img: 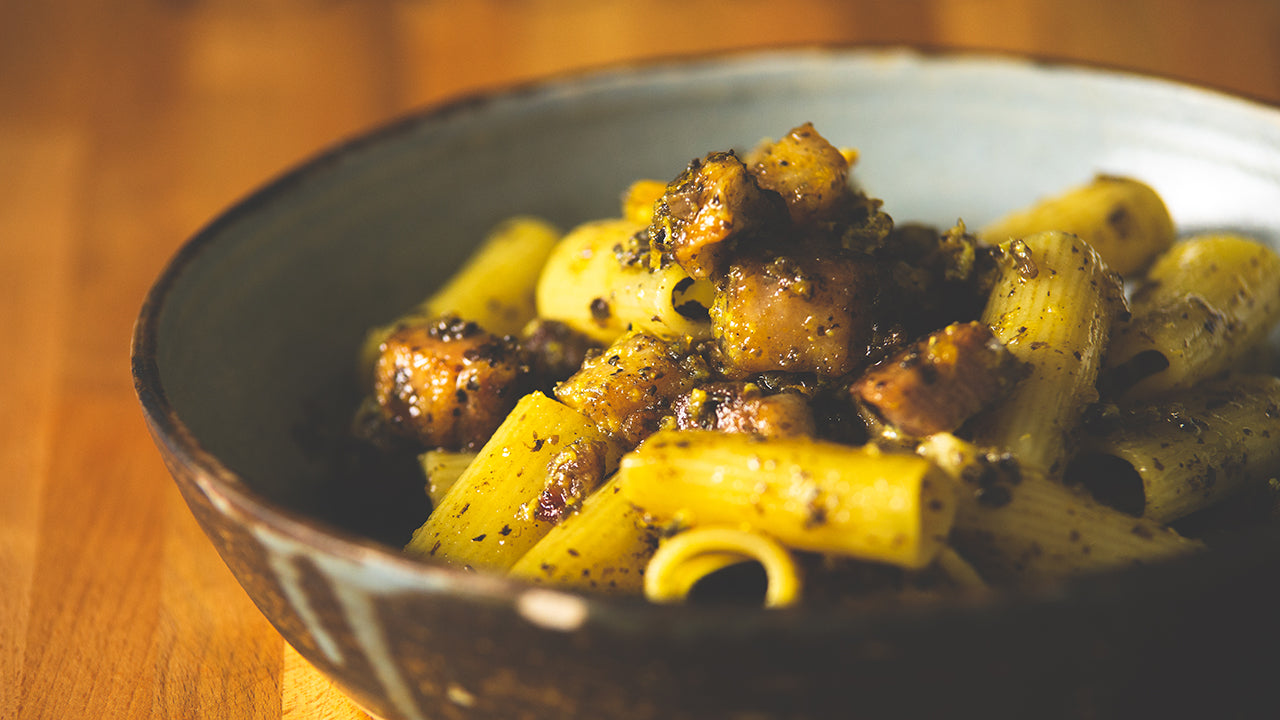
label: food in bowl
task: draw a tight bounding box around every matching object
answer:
[350,122,1280,607]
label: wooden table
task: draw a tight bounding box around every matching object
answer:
[5,1,1280,717]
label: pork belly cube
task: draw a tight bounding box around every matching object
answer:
[373,317,528,450]
[711,252,875,378]
[852,321,1024,437]
[649,151,789,279]
[671,381,816,439]
[744,122,852,225]
[555,331,708,447]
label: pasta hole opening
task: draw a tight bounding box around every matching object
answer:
[1064,452,1145,517]
[671,277,714,322]
[685,561,769,606]
[1098,350,1169,398]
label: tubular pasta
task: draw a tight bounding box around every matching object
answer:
[1102,233,1280,401]
[419,449,478,508]
[971,230,1126,477]
[1072,374,1280,523]
[508,476,658,595]
[404,392,621,571]
[618,430,956,570]
[643,526,802,608]
[535,218,714,345]
[359,216,561,381]
[979,175,1174,276]
[918,433,1200,585]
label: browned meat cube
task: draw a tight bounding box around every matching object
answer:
[372,317,528,450]
[649,151,789,279]
[520,318,603,388]
[744,122,852,225]
[852,321,1024,437]
[671,381,816,438]
[554,331,708,446]
[711,252,876,378]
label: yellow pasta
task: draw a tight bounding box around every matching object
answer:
[1071,374,1280,523]
[419,449,478,508]
[643,526,802,608]
[619,430,956,569]
[979,175,1175,275]
[405,392,620,571]
[508,476,658,594]
[359,216,561,380]
[1102,233,1280,400]
[970,230,1126,477]
[535,218,714,344]
[918,433,1200,585]
[622,179,667,225]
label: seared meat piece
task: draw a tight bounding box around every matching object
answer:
[744,122,852,225]
[671,381,816,438]
[555,331,709,447]
[649,151,789,279]
[711,250,876,378]
[373,316,528,450]
[851,321,1024,437]
[521,318,603,388]
[532,438,609,524]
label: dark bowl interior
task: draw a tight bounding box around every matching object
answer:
[134,48,1280,719]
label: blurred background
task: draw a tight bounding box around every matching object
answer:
[4,1,1280,718]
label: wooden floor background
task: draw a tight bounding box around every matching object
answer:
[4,1,1280,718]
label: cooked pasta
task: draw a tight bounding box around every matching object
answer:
[1101,233,1280,400]
[535,219,714,344]
[979,174,1175,276]
[970,230,1126,477]
[918,433,1200,585]
[359,216,560,381]
[643,526,802,608]
[418,449,478,508]
[508,475,658,594]
[357,122,1280,608]
[618,430,956,570]
[404,392,621,571]
[1071,373,1280,523]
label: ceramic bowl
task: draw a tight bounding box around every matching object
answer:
[133,48,1280,719]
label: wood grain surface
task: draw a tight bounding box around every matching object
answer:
[4,1,1279,717]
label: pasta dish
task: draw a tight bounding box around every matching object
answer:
[352,124,1280,607]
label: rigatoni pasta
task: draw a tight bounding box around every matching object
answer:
[643,526,802,607]
[619,430,957,569]
[508,475,658,594]
[356,122,1280,608]
[979,174,1175,276]
[404,392,621,571]
[970,230,1126,477]
[1071,374,1280,523]
[1101,233,1280,400]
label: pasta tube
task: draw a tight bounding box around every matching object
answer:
[535,218,715,344]
[979,175,1174,276]
[918,433,1200,585]
[359,216,561,378]
[1101,234,1280,400]
[419,449,478,508]
[619,430,957,569]
[643,526,802,608]
[1071,374,1280,523]
[508,476,658,595]
[621,179,666,225]
[971,230,1126,477]
[405,392,620,571]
